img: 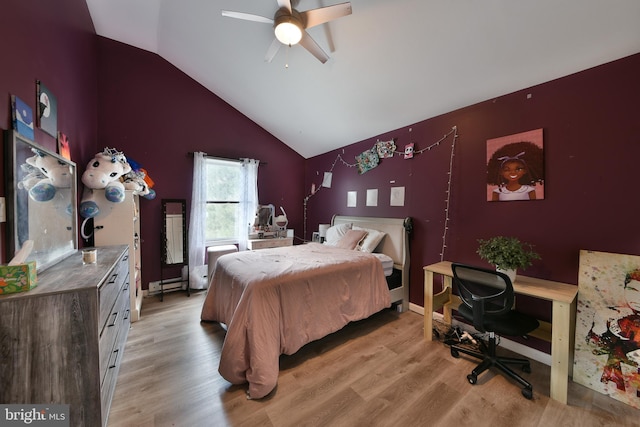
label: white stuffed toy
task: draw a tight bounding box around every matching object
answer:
[80,147,132,218]
[19,148,72,202]
[122,169,156,200]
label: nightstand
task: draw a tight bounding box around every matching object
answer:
[247,237,293,250]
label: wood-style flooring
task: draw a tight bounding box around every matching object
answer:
[108,291,639,426]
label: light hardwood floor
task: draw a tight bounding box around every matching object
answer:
[109,291,639,426]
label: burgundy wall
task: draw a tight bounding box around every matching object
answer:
[3,1,640,334]
[96,39,306,286]
[306,53,640,328]
[0,0,97,263]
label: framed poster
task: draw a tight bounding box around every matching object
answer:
[10,95,34,140]
[57,131,71,160]
[36,80,58,137]
[486,129,544,201]
[574,250,640,408]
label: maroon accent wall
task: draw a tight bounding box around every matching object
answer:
[96,39,306,286]
[0,0,98,262]
[306,53,640,332]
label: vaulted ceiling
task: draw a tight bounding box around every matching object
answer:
[86,0,640,158]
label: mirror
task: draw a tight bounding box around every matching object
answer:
[4,130,78,271]
[161,199,187,265]
[253,204,274,230]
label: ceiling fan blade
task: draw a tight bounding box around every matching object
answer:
[264,38,281,63]
[276,0,292,14]
[221,10,273,24]
[301,2,352,29]
[299,31,329,63]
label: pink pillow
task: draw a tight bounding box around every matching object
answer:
[335,229,368,250]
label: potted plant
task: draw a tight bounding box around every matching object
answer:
[476,236,540,281]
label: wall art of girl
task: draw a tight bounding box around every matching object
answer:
[486,139,544,202]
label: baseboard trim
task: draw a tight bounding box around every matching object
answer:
[408,303,552,366]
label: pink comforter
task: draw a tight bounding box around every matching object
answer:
[200,243,391,399]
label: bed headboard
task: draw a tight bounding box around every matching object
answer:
[331,215,411,269]
[332,215,412,310]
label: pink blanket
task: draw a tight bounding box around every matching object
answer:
[200,243,391,399]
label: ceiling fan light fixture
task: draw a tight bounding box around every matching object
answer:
[274,16,302,45]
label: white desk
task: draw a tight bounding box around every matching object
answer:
[424,261,577,404]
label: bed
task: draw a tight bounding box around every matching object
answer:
[200,215,412,399]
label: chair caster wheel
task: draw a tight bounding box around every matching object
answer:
[451,348,460,358]
[467,374,477,384]
[522,387,533,399]
[522,364,531,374]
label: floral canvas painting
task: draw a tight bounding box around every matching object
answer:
[574,250,640,408]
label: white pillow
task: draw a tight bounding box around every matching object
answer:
[352,226,386,252]
[323,223,352,246]
[335,229,368,250]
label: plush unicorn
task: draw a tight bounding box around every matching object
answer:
[19,148,72,202]
[79,147,132,218]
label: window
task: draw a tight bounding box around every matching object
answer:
[204,157,243,243]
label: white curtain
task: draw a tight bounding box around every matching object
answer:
[188,152,207,289]
[237,158,260,251]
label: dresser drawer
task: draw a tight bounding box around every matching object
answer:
[248,237,293,250]
[98,251,129,333]
[99,278,130,384]
[99,278,130,426]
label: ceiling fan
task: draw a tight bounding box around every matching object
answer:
[221,0,352,64]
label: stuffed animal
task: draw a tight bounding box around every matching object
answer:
[79,147,132,218]
[19,149,72,202]
[122,169,156,200]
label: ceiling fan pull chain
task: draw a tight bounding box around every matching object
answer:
[285,44,290,69]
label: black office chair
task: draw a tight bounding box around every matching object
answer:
[449,263,539,399]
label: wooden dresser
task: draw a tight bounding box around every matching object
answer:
[0,245,131,427]
[247,237,293,250]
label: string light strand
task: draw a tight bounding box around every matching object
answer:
[304,126,459,245]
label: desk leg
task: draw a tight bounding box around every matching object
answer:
[441,276,453,325]
[424,270,434,341]
[550,299,574,404]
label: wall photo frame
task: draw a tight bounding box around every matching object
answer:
[486,128,544,201]
[36,80,58,137]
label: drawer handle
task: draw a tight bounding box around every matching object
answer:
[108,273,118,284]
[108,311,118,327]
[108,348,120,369]
[123,309,130,321]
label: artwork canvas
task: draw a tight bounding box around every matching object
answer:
[355,148,379,174]
[486,129,544,201]
[57,131,71,160]
[574,250,640,408]
[36,81,58,137]
[11,95,34,140]
[376,139,396,158]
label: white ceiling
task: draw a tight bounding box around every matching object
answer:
[86,0,640,159]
